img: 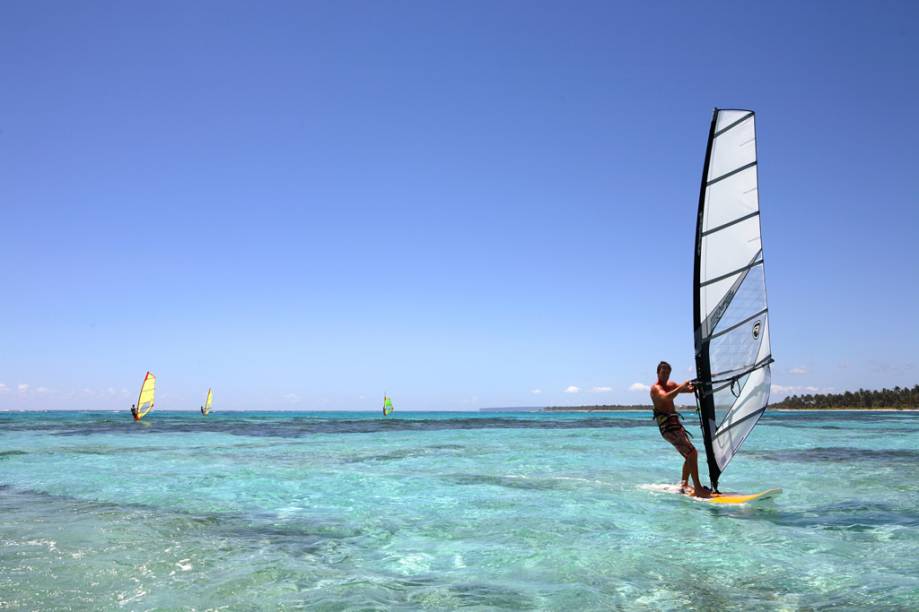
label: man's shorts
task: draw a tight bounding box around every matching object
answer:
[662,427,695,459]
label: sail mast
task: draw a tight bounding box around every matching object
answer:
[694,109,721,490]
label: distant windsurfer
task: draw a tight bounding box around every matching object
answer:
[650,361,710,498]
[131,404,139,420]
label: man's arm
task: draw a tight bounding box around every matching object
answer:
[651,381,693,402]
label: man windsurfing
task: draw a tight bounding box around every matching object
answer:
[650,361,710,498]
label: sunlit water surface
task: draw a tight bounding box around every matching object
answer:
[2,410,918,609]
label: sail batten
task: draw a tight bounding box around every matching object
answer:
[699,259,763,288]
[706,161,757,186]
[701,210,760,237]
[694,108,773,491]
[713,111,754,137]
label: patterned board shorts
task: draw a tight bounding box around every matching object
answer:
[662,427,696,459]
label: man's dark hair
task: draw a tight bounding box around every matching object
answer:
[657,361,672,373]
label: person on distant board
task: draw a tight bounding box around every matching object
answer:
[131,404,138,420]
[650,361,710,498]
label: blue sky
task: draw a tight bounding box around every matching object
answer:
[2,1,917,410]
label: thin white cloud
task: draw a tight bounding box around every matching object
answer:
[629,382,650,392]
[283,393,301,404]
[590,386,612,393]
[530,389,543,395]
[0,383,8,393]
[17,384,29,393]
[771,384,833,396]
[36,387,50,394]
[789,367,808,375]
[564,385,581,394]
[868,360,917,374]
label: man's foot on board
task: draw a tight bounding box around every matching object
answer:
[690,485,712,499]
[678,480,690,494]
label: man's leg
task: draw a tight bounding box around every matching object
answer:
[686,447,710,498]
[680,458,691,492]
[667,429,693,493]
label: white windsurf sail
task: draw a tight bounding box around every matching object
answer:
[693,108,774,491]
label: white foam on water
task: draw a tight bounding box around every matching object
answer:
[638,483,684,495]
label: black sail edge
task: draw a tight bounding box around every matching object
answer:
[693,108,722,492]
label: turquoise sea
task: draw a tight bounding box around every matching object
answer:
[1,410,918,610]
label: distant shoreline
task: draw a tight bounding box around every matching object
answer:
[772,408,919,412]
[541,406,651,413]
[540,405,919,413]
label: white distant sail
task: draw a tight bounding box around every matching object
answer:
[693,109,773,491]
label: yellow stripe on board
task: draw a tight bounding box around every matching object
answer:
[704,488,782,505]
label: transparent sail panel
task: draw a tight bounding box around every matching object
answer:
[707,264,767,343]
[707,263,770,426]
[711,366,771,470]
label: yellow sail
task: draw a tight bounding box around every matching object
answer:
[202,388,213,415]
[134,371,156,420]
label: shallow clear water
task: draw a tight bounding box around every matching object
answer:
[1,410,918,610]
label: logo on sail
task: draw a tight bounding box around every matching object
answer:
[752,321,761,339]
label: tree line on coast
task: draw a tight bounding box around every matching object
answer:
[772,385,919,409]
[542,405,652,412]
[540,384,919,411]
